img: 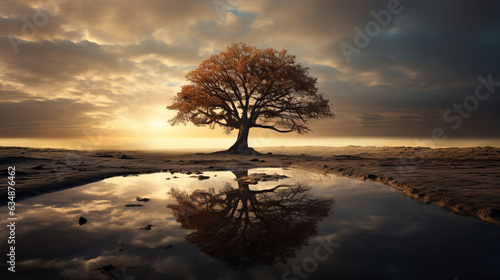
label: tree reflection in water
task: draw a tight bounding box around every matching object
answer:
[167,170,334,269]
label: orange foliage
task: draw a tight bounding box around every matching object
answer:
[167,43,333,141]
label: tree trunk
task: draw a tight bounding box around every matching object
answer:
[227,125,255,154]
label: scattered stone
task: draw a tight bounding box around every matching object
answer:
[266,152,273,155]
[260,160,266,163]
[96,154,113,158]
[366,174,378,179]
[249,158,259,162]
[323,164,329,168]
[485,208,500,219]
[136,197,150,202]
[198,175,210,180]
[207,166,214,169]
[238,179,258,184]
[408,188,420,194]
[125,204,144,207]
[119,154,133,159]
[334,155,362,160]
[78,216,87,226]
[96,264,117,275]
[118,243,126,252]
[236,173,288,183]
[139,224,153,230]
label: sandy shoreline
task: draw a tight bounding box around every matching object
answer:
[1,145,499,225]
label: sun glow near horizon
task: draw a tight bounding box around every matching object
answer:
[0,1,499,150]
[2,137,499,151]
[152,120,168,132]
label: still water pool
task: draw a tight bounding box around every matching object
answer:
[1,168,499,280]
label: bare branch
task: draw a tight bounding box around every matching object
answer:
[167,43,334,149]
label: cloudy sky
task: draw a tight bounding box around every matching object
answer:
[1,0,499,148]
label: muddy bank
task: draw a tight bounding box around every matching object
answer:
[1,145,499,225]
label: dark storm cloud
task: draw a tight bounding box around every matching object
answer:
[55,0,218,43]
[292,0,500,137]
[0,0,499,139]
[115,37,205,65]
[0,13,79,42]
[0,88,34,102]
[335,0,500,84]
[0,98,108,137]
[0,38,135,86]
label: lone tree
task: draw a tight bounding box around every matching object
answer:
[167,43,333,154]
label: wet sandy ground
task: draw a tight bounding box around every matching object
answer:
[1,145,499,224]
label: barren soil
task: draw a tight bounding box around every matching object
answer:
[1,145,499,225]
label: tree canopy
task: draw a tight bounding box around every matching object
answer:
[167,43,333,153]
